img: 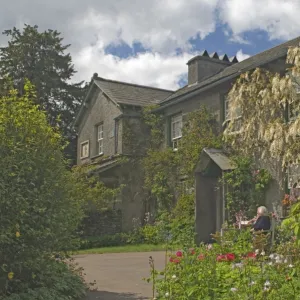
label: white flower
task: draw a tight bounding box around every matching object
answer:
[232,263,243,269]
[255,249,260,254]
[249,281,256,286]
[264,287,270,291]
[276,259,282,264]
[268,262,273,266]
[230,288,238,292]
[269,254,275,259]
[289,264,294,268]
[207,244,213,250]
[165,292,170,297]
[261,250,266,256]
[172,275,176,279]
[264,281,271,287]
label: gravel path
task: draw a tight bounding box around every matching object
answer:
[74,251,166,300]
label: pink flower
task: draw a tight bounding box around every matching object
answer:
[176,251,183,257]
[189,248,195,255]
[169,257,180,264]
[217,255,227,262]
[243,252,256,259]
[226,253,235,261]
[217,253,236,262]
[198,254,205,260]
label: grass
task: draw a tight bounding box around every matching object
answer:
[73,244,166,254]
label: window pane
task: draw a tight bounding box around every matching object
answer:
[81,142,89,158]
[98,124,103,140]
[171,115,182,139]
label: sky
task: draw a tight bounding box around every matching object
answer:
[1,0,300,90]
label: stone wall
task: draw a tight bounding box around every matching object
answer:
[77,90,122,165]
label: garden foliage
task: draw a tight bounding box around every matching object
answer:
[0,82,86,299]
[149,227,300,299]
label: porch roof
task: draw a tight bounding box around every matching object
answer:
[195,148,236,173]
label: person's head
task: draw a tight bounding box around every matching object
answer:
[257,206,268,216]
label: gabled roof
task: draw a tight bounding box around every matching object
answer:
[74,76,173,127]
[160,36,300,106]
[94,77,173,107]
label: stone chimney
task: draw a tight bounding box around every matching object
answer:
[187,50,238,85]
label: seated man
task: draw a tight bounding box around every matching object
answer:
[248,206,271,232]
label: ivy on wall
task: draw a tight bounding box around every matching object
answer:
[222,156,272,221]
[142,105,222,213]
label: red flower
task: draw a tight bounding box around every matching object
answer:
[217,255,227,262]
[247,252,256,258]
[198,254,205,260]
[189,248,196,255]
[226,253,235,261]
[169,256,181,264]
[176,251,183,257]
[217,253,235,262]
[173,258,180,264]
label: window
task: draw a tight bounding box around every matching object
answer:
[223,95,242,132]
[80,140,89,159]
[171,114,182,150]
[97,124,104,155]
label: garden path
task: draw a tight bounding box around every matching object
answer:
[75,251,166,300]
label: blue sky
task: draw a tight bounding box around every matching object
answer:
[1,0,300,90]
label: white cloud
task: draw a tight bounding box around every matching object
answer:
[236,49,251,61]
[0,0,299,90]
[0,0,219,89]
[73,42,194,90]
[219,0,300,41]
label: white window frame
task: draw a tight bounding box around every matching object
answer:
[97,124,104,155]
[80,140,89,159]
[223,95,242,132]
[171,114,182,151]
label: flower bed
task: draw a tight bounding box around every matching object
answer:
[148,229,300,299]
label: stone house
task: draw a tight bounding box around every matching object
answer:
[73,76,172,233]
[74,36,300,242]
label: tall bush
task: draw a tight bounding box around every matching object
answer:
[0,81,85,298]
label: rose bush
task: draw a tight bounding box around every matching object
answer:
[148,228,300,299]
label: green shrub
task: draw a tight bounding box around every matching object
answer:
[0,82,85,298]
[1,258,86,300]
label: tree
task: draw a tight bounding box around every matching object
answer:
[223,46,300,241]
[0,24,87,163]
[0,81,85,297]
[224,46,300,168]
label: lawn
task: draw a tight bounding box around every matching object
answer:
[73,244,166,254]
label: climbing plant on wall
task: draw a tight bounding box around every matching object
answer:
[142,105,222,212]
[223,45,300,240]
[224,46,300,168]
[222,156,272,221]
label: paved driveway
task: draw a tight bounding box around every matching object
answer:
[74,251,166,300]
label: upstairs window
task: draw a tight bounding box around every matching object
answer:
[171,114,182,150]
[97,124,104,155]
[80,140,89,159]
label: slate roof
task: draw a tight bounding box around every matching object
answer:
[161,36,300,105]
[94,77,173,107]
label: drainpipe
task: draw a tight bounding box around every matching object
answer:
[222,171,226,225]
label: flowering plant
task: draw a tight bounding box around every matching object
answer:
[148,228,300,299]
